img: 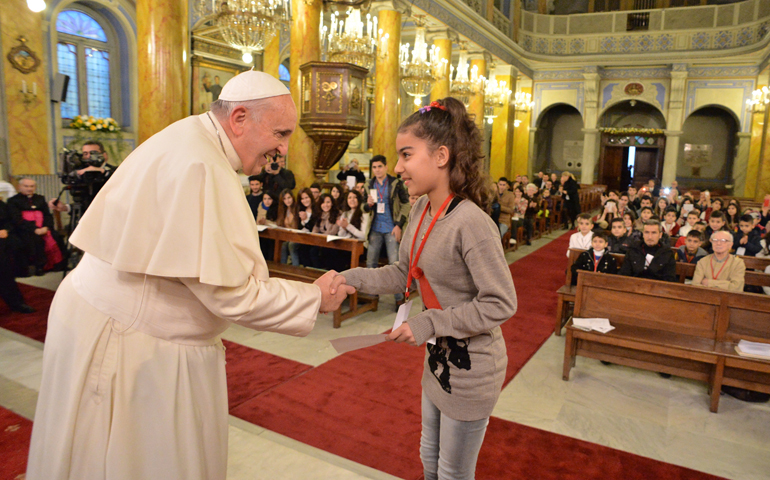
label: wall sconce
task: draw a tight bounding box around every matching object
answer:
[377,31,389,61]
[20,80,38,107]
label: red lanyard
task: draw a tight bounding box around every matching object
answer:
[710,256,730,280]
[405,195,454,300]
[593,254,602,272]
[375,179,388,203]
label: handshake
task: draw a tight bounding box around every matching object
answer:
[313,270,357,314]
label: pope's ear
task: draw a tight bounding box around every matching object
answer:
[228,106,249,136]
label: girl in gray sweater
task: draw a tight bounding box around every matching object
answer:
[341,97,517,480]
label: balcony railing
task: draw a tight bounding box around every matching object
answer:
[519,0,770,55]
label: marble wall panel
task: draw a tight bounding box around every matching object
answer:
[1,0,51,174]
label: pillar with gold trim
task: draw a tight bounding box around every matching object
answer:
[489,66,516,181]
[513,85,532,178]
[373,8,401,174]
[468,56,486,129]
[263,32,281,79]
[430,36,451,101]
[137,0,189,145]
[289,0,322,188]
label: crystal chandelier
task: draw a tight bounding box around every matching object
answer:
[746,87,769,114]
[450,49,483,107]
[513,90,533,127]
[322,8,378,70]
[400,17,447,106]
[483,78,511,124]
[213,0,289,64]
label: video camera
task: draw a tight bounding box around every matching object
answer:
[59,148,105,186]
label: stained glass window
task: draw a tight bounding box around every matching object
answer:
[279,64,290,82]
[86,48,111,118]
[57,43,79,119]
[56,10,107,42]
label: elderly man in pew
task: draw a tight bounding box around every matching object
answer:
[618,219,677,283]
[692,230,746,292]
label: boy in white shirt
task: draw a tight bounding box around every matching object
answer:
[567,213,594,257]
[678,210,700,238]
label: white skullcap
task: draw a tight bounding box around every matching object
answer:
[218,70,290,102]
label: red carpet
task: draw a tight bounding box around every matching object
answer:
[0,407,33,480]
[2,234,725,480]
[0,284,54,343]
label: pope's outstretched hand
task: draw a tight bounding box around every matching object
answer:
[314,270,356,314]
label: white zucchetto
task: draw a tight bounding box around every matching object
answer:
[218,70,290,102]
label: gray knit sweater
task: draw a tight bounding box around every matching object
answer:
[341,196,517,421]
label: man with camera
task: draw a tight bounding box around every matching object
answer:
[51,141,115,213]
[255,155,295,196]
[336,158,366,185]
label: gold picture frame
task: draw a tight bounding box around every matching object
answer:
[7,36,41,74]
[191,58,246,115]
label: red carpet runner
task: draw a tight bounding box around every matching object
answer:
[0,407,33,480]
[1,233,724,480]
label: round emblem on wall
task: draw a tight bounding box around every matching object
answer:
[624,82,644,96]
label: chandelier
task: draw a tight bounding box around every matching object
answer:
[213,0,289,64]
[483,78,511,124]
[450,49,483,107]
[746,87,769,114]
[513,90,533,127]
[322,8,378,70]
[400,17,447,106]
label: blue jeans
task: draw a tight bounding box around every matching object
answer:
[420,392,489,480]
[280,241,300,266]
[498,223,509,238]
[366,230,403,302]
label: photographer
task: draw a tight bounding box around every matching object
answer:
[336,158,366,186]
[50,141,116,215]
[255,156,295,196]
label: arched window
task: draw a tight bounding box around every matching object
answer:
[56,9,114,120]
[279,63,290,82]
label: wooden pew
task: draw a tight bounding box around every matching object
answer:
[258,227,378,328]
[555,248,770,335]
[562,271,770,412]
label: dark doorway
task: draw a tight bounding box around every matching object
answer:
[600,139,665,192]
[601,146,624,192]
[632,147,661,188]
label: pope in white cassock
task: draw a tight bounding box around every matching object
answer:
[26,71,355,480]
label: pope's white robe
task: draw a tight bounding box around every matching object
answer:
[26,113,322,480]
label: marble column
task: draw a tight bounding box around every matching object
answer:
[0,0,51,174]
[580,69,600,183]
[430,37,452,101]
[288,0,322,188]
[263,32,281,79]
[757,108,770,200]
[137,0,189,145]
[662,131,682,187]
[744,106,765,199]
[731,133,751,196]
[373,8,401,174]
[662,67,687,186]
[514,86,533,178]
[469,57,486,129]
[490,66,516,181]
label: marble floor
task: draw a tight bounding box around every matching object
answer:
[2,230,769,480]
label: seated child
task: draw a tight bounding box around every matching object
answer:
[733,214,763,257]
[571,231,618,285]
[678,209,701,238]
[674,230,706,263]
[703,210,730,253]
[567,213,594,257]
[633,206,654,232]
[661,207,680,237]
[675,220,706,248]
[608,217,634,254]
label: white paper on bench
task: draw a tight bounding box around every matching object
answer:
[736,339,770,357]
[256,225,269,232]
[573,317,615,334]
[330,334,389,354]
[326,235,346,242]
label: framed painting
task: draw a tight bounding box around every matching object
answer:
[191,58,245,114]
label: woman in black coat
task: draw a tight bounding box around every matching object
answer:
[559,172,581,229]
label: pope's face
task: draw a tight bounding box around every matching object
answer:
[232,95,297,175]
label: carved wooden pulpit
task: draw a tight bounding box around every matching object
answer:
[299,61,368,179]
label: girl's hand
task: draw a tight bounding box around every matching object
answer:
[388,323,417,346]
[337,217,349,228]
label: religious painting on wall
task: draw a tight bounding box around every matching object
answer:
[191,59,245,115]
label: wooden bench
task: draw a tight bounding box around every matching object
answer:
[259,227,378,328]
[555,248,770,336]
[562,271,770,412]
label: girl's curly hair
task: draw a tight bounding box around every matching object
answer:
[397,97,491,211]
